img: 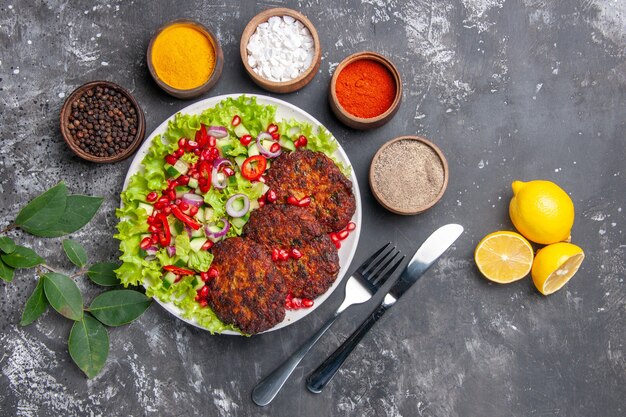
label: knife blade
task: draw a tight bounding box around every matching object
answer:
[306,223,464,393]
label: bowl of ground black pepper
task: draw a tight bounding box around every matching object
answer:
[60,81,145,163]
[329,51,402,130]
[369,136,449,215]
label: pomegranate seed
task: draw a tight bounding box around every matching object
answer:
[231,115,241,126]
[179,201,189,211]
[195,294,201,301]
[292,297,302,308]
[334,240,341,249]
[271,132,280,140]
[148,225,158,233]
[146,216,157,225]
[201,240,214,250]
[178,138,187,148]
[157,196,170,205]
[194,148,202,156]
[173,148,184,158]
[208,136,216,147]
[290,248,302,259]
[146,191,158,202]
[346,222,356,231]
[287,196,299,206]
[208,267,219,278]
[165,155,178,165]
[297,135,308,147]
[189,205,199,216]
[140,237,152,250]
[297,196,311,207]
[177,175,190,186]
[258,200,265,208]
[201,149,212,160]
[199,299,208,307]
[240,134,252,146]
[266,190,278,203]
[285,301,294,310]
[223,167,235,177]
[279,249,290,261]
[163,205,172,215]
[200,271,210,282]
[270,142,281,152]
[267,124,278,134]
[199,286,209,298]
[272,248,280,262]
[337,230,349,240]
[286,293,293,301]
[302,298,314,308]
[150,234,158,244]
[209,148,219,159]
[187,140,199,149]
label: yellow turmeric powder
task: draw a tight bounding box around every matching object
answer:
[151,24,215,90]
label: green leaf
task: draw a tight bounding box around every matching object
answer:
[33,195,104,238]
[20,278,49,326]
[0,237,16,254]
[68,314,109,378]
[0,259,15,282]
[87,262,121,286]
[89,290,151,326]
[62,239,88,267]
[15,182,68,235]
[1,245,44,268]
[43,272,83,321]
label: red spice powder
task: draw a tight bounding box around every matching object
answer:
[335,59,396,119]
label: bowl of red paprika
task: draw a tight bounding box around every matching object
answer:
[329,51,402,130]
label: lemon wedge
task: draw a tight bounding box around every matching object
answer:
[474,231,534,284]
[531,242,584,295]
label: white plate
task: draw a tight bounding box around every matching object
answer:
[122,94,362,335]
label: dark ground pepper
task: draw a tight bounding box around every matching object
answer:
[66,86,138,158]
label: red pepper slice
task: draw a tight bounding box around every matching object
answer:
[195,124,209,148]
[156,213,171,247]
[198,160,212,193]
[171,206,202,230]
[163,265,195,275]
[241,155,267,181]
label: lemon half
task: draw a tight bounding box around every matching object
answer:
[531,242,584,295]
[509,180,574,245]
[475,231,534,284]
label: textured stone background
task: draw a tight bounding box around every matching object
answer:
[1,0,625,416]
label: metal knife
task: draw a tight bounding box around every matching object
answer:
[305,223,464,393]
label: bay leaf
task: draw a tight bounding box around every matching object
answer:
[33,195,104,238]
[89,290,151,326]
[15,182,68,235]
[20,278,49,326]
[1,245,44,268]
[0,259,15,282]
[87,262,121,286]
[68,314,109,378]
[62,239,88,267]
[43,272,83,321]
[0,236,16,254]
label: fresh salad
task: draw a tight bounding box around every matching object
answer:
[115,95,346,333]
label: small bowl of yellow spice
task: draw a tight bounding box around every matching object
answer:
[147,19,224,99]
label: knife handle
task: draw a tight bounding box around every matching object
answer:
[306,303,388,393]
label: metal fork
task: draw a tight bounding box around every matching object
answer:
[252,243,404,406]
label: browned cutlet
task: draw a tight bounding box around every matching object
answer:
[206,237,286,334]
[265,150,356,233]
[243,204,324,248]
[275,234,340,299]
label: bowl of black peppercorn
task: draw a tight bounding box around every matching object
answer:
[60,80,146,163]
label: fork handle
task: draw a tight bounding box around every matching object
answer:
[306,303,389,393]
[252,313,338,406]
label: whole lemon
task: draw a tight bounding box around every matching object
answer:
[509,180,574,244]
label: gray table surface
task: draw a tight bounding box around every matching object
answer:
[1,0,625,416]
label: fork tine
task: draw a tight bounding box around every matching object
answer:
[355,242,390,275]
[371,254,405,287]
[369,251,403,286]
[360,245,397,278]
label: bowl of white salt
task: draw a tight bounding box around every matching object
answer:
[369,136,449,215]
[240,8,321,93]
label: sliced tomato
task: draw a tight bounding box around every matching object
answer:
[241,155,267,181]
[163,265,195,275]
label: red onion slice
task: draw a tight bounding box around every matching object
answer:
[226,194,250,218]
[256,132,282,158]
[205,217,230,240]
[145,246,159,256]
[182,193,204,207]
[212,158,233,189]
[166,246,177,257]
[207,126,228,138]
